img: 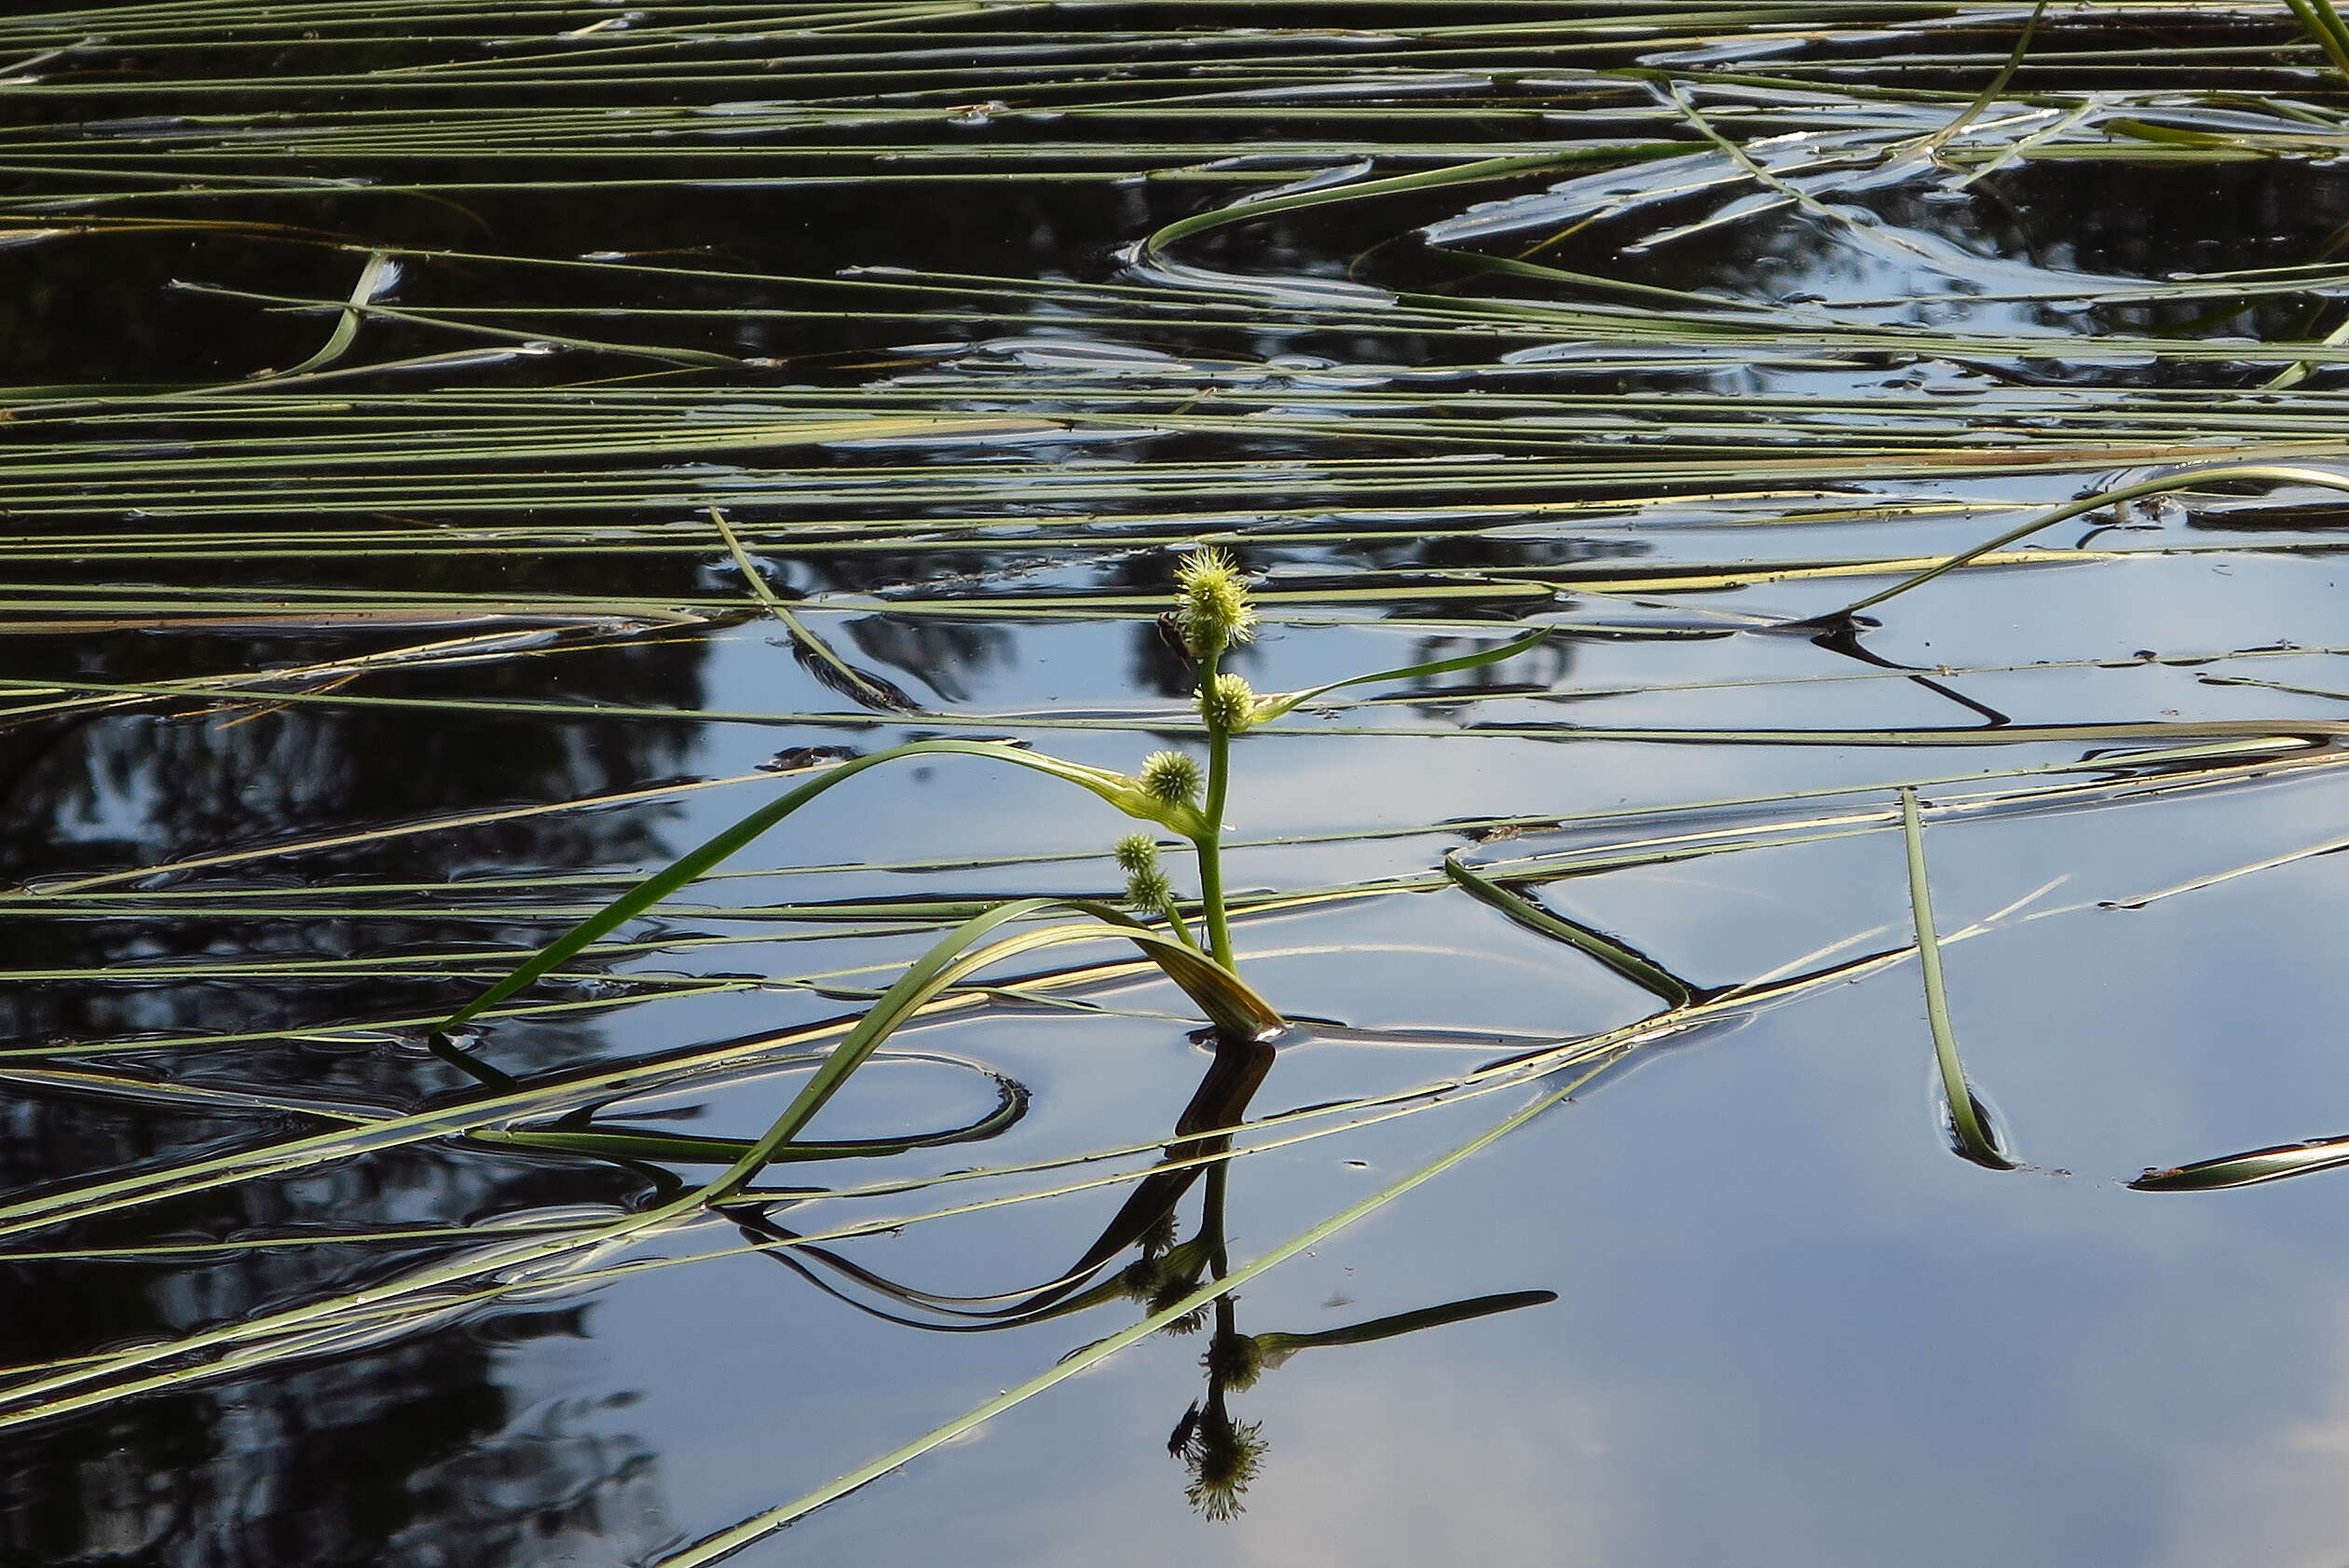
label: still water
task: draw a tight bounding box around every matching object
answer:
[7,4,2349,1564]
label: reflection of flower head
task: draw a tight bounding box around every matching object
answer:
[1180,1406,1268,1521]
[1152,1281,1210,1336]
[1120,1238,1214,1332]
[1205,1330,1266,1393]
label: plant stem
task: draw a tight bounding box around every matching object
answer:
[2286,0,2349,81]
[1155,891,1203,952]
[1194,649,1237,973]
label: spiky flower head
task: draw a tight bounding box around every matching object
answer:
[1201,671,1261,734]
[1181,1408,1268,1521]
[1118,833,1174,912]
[1139,749,1202,806]
[1121,1256,1168,1305]
[1204,1330,1266,1394]
[1140,1238,1213,1330]
[1174,548,1257,660]
[1114,832,1161,878]
[1155,1291,1211,1336]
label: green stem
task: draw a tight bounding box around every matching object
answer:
[2286,0,2349,81]
[1195,649,1237,973]
[1155,892,1203,953]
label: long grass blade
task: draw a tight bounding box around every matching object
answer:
[1898,786,2013,1170]
[1820,466,2349,622]
[434,739,1209,1034]
[2132,1135,2349,1193]
[1441,852,1702,1008]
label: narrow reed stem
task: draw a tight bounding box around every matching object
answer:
[1195,648,1238,973]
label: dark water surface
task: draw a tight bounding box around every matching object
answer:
[7,4,2349,1564]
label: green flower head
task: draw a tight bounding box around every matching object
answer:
[1201,671,1262,734]
[1140,749,1203,806]
[1117,832,1174,911]
[1114,831,1161,877]
[1174,547,1257,660]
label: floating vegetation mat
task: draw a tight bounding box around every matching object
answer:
[8,4,2349,1564]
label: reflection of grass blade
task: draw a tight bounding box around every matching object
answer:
[2132,1134,2349,1192]
[1253,626,1551,724]
[1257,1289,1557,1357]
[1442,853,1701,1008]
[476,1068,1026,1166]
[1898,787,2013,1171]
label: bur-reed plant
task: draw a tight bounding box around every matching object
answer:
[434,546,1549,1201]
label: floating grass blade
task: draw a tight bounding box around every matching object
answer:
[2131,1134,2349,1193]
[1442,852,1701,1008]
[1898,786,2013,1171]
[1905,0,2048,161]
[706,505,916,715]
[272,249,397,378]
[690,900,1280,1203]
[1142,150,1685,268]
[1820,466,2349,623]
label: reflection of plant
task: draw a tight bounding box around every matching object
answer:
[1158,1131,1557,1522]
[1179,1406,1267,1522]
[482,1004,1560,1524]
[433,548,1549,1205]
